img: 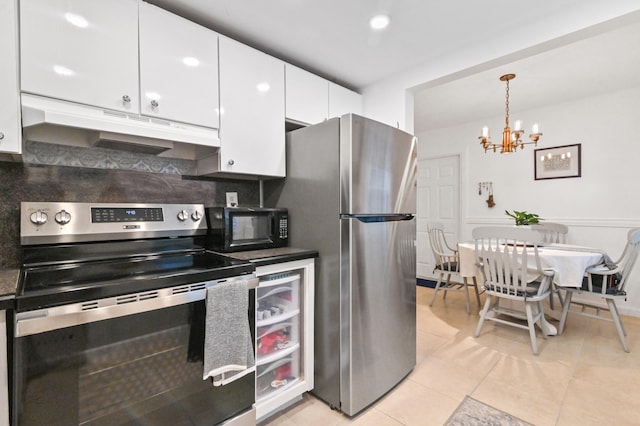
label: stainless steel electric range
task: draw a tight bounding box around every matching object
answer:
[12,202,257,426]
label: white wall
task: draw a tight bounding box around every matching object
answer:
[360,8,640,133]
[416,85,640,316]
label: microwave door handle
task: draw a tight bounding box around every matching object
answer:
[270,214,275,237]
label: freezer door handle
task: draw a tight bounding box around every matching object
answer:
[340,213,415,223]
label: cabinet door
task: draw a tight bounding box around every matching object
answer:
[285,65,328,125]
[219,37,285,177]
[20,0,139,113]
[256,273,301,398]
[139,2,219,128]
[329,82,362,118]
[254,259,314,422]
[0,0,20,154]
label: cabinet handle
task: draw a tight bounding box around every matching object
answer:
[227,159,234,166]
[122,95,131,103]
[150,100,159,108]
[0,132,4,140]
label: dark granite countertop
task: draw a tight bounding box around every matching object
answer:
[219,247,318,268]
[0,269,18,310]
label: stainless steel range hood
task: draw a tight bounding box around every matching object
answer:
[21,94,220,159]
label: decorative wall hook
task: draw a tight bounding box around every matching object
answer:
[479,182,495,207]
[478,181,492,196]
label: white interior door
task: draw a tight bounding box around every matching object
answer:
[417,155,460,279]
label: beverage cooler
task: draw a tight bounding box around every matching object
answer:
[254,258,315,422]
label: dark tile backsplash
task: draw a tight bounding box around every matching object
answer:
[23,140,198,175]
[0,161,260,268]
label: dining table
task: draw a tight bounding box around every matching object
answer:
[457,242,605,335]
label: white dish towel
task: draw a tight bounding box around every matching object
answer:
[203,280,255,386]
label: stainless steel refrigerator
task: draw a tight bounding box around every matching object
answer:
[265,114,417,416]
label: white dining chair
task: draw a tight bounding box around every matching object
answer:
[531,223,569,310]
[473,226,555,355]
[427,222,481,313]
[558,228,640,352]
[531,222,569,244]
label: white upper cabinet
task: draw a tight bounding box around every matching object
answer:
[218,37,285,177]
[0,0,21,154]
[139,2,219,128]
[20,0,220,130]
[285,65,328,125]
[20,0,140,113]
[329,82,362,118]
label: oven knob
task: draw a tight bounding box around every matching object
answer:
[30,210,48,225]
[55,209,72,225]
[191,210,202,221]
[177,209,189,221]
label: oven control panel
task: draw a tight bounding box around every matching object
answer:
[21,202,207,245]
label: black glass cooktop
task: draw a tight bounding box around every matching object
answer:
[17,239,254,312]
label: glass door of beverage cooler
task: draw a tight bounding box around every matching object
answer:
[256,272,301,399]
[254,258,314,422]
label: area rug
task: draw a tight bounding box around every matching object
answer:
[445,396,533,426]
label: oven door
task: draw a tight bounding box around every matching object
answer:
[12,276,258,426]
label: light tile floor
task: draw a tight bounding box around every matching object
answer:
[261,285,640,425]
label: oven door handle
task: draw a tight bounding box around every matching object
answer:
[15,274,257,337]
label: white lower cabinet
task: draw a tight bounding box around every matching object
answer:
[254,258,314,422]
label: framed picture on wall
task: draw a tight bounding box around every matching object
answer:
[534,144,581,180]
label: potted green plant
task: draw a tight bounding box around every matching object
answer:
[505,210,541,226]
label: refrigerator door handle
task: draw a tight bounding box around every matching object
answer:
[340,213,415,223]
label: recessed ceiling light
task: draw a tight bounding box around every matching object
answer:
[256,82,270,92]
[182,57,200,67]
[369,14,390,30]
[64,12,88,28]
[53,65,75,76]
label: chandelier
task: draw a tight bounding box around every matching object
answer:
[478,73,542,153]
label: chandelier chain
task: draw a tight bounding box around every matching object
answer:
[505,79,510,128]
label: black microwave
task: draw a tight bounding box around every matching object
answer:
[205,207,288,252]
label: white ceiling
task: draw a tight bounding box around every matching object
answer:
[144,0,640,133]
[145,0,640,90]
[413,17,640,133]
